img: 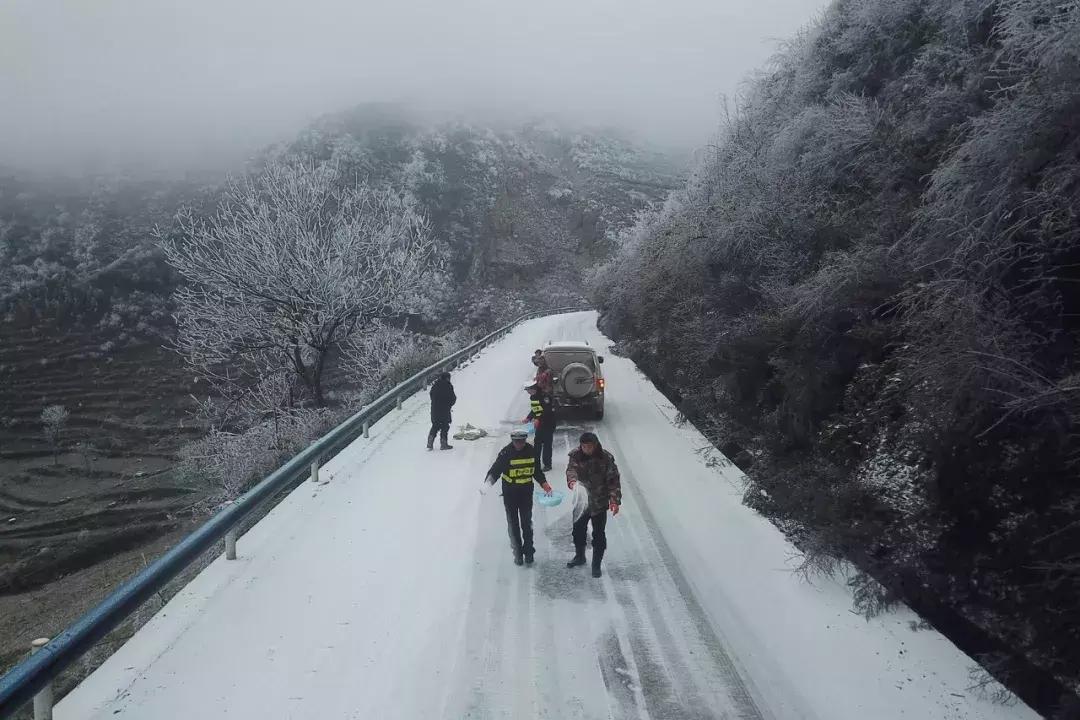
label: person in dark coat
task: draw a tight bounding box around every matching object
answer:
[566,431,621,578]
[427,372,456,450]
[484,429,553,566]
[523,381,557,471]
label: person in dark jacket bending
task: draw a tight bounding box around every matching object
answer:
[485,429,553,566]
[427,372,457,450]
[523,381,557,471]
[566,431,621,578]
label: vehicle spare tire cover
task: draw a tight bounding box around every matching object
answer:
[561,363,595,399]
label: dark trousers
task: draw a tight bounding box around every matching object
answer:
[428,420,450,447]
[534,426,554,468]
[572,510,607,554]
[503,486,534,557]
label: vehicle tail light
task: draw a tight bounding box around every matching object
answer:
[596,378,605,391]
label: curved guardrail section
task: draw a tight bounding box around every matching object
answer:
[0,306,589,718]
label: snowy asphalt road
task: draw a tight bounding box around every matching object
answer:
[445,421,762,720]
[55,312,1035,720]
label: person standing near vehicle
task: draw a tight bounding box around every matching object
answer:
[566,431,621,578]
[533,355,554,395]
[427,372,456,451]
[523,381,556,471]
[484,429,553,566]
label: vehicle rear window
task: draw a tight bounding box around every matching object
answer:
[544,351,595,372]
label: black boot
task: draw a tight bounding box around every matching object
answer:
[591,549,605,578]
[514,551,524,566]
[426,432,435,451]
[567,548,586,568]
[524,552,534,565]
[440,442,454,450]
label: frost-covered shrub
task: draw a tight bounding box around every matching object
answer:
[342,322,481,404]
[343,323,434,399]
[546,186,573,204]
[179,408,332,499]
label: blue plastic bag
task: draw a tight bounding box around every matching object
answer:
[535,488,565,507]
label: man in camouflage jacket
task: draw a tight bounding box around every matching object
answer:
[565,431,621,578]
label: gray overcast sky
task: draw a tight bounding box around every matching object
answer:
[0,0,827,174]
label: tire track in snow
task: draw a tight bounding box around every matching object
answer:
[620,497,745,717]
[561,427,648,720]
[598,385,768,720]
[441,432,508,716]
[529,543,564,719]
[535,463,611,720]
[579,429,714,720]
[513,556,537,718]
[443,372,544,719]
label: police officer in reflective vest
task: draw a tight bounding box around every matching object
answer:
[485,429,553,566]
[523,381,556,471]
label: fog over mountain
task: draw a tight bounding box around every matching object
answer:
[0,0,827,174]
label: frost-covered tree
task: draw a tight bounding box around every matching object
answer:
[160,159,436,408]
[41,404,69,465]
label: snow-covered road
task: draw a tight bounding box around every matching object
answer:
[55,312,1036,720]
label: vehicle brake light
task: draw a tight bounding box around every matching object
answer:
[596,378,605,391]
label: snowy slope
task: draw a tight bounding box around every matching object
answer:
[55,312,1036,720]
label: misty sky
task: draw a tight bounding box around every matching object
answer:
[1,0,828,174]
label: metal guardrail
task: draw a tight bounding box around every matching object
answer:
[0,306,589,719]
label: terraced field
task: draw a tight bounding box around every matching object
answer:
[0,319,208,671]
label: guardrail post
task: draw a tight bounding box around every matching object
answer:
[310,459,319,484]
[29,638,52,720]
[363,421,370,439]
[225,527,237,560]
[396,395,402,411]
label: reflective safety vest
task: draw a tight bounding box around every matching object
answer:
[530,399,544,417]
[503,456,536,484]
